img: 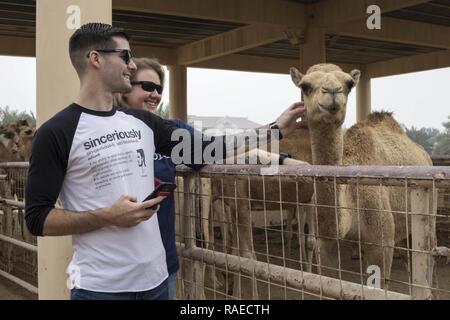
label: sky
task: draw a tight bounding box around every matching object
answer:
[1,55,449,131]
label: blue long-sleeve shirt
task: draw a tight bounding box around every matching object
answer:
[154,119,205,275]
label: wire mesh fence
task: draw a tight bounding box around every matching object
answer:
[0,163,37,292]
[1,161,450,300]
[174,164,450,300]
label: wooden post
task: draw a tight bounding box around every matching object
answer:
[410,187,436,299]
[36,0,112,300]
[299,27,326,72]
[356,68,372,123]
[181,175,206,299]
[168,65,188,122]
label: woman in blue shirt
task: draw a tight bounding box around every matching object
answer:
[115,57,204,299]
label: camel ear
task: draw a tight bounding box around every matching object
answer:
[349,69,361,86]
[290,67,304,88]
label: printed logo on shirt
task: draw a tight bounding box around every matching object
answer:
[66,264,81,290]
[136,148,148,177]
[83,129,142,150]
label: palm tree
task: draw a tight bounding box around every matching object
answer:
[405,126,440,154]
[0,105,36,128]
[433,116,450,155]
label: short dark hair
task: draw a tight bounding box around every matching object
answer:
[69,22,130,75]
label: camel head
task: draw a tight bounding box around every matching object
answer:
[11,120,35,161]
[18,124,35,161]
[290,63,360,127]
[0,127,21,160]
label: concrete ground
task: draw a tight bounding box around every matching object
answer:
[0,276,37,300]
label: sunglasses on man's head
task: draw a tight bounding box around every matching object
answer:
[87,49,133,65]
[130,81,163,94]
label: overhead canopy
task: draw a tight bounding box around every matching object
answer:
[1,0,449,77]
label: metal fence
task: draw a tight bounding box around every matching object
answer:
[0,162,37,294]
[1,160,450,300]
[174,163,450,300]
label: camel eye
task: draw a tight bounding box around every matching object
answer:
[300,82,312,95]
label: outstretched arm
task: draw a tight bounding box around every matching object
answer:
[224,102,307,159]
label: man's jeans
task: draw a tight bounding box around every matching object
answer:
[167,272,177,300]
[71,279,168,300]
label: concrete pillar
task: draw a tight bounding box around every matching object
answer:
[299,27,326,72]
[36,0,112,300]
[168,65,188,122]
[356,71,372,123]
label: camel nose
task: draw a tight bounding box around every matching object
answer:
[328,103,340,114]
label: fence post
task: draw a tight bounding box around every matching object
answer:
[182,175,205,299]
[410,186,436,299]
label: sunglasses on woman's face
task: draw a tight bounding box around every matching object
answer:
[130,81,163,94]
[87,49,133,65]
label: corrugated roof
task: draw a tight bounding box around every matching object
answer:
[385,0,450,27]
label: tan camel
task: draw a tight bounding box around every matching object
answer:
[289,63,434,292]
[8,120,35,161]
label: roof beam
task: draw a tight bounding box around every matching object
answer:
[191,53,359,75]
[328,17,450,50]
[0,35,34,57]
[311,0,433,27]
[365,49,450,78]
[131,43,177,65]
[112,0,307,28]
[177,24,288,65]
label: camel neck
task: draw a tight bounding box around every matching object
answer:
[309,123,343,166]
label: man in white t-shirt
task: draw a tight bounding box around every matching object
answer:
[25,23,307,300]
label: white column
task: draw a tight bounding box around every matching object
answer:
[36,0,112,300]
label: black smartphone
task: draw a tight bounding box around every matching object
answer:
[143,182,177,210]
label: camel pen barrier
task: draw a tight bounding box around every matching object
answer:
[1,161,450,300]
[0,162,38,295]
[174,164,450,300]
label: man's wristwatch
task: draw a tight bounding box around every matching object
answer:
[278,152,291,165]
[269,121,283,140]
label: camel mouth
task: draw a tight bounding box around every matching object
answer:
[318,103,339,115]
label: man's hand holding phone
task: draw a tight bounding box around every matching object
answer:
[143,182,177,210]
[105,194,166,228]
[104,182,176,228]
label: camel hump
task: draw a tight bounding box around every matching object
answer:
[366,112,404,134]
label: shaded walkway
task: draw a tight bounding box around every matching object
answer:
[0,276,37,300]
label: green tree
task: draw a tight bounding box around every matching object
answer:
[0,105,36,128]
[433,116,450,155]
[405,126,440,154]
